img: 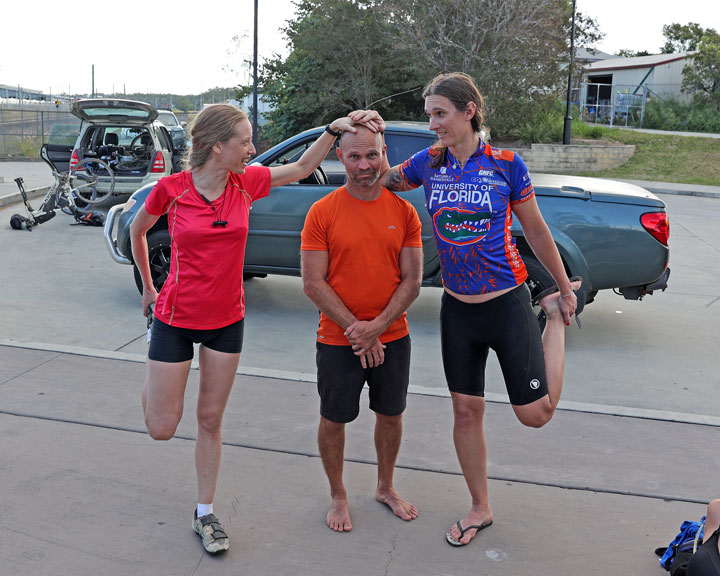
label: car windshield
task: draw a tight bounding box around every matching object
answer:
[157,113,179,128]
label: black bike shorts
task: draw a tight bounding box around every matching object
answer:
[688,528,720,576]
[316,335,411,423]
[148,317,244,363]
[440,284,547,406]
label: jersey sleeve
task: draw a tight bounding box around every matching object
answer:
[240,165,272,202]
[144,177,173,216]
[509,153,535,204]
[398,147,430,188]
[300,201,329,252]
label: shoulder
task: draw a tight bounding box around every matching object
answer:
[382,187,417,211]
[482,143,516,163]
[151,171,188,198]
[308,186,344,216]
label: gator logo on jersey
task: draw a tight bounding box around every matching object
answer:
[434,208,492,245]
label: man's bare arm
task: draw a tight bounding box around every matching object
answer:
[301,249,386,368]
[344,246,423,354]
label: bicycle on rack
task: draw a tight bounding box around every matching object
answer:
[10,144,116,231]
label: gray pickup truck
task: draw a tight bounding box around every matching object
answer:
[104,122,670,317]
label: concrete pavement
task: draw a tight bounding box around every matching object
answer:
[0,343,713,575]
[1,159,717,574]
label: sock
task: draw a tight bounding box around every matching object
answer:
[197,503,213,517]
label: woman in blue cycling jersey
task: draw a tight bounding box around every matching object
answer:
[353,72,581,547]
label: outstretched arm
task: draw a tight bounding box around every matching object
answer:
[269,112,384,188]
[513,197,576,324]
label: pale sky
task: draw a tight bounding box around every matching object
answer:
[1,0,718,97]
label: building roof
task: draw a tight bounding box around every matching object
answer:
[584,52,696,72]
[576,47,615,62]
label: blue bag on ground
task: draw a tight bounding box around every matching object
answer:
[658,517,706,574]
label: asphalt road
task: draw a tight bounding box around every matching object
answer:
[0,190,718,423]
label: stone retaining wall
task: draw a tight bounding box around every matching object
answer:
[506,143,635,173]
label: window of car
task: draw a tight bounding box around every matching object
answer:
[384,133,436,166]
[157,112,179,128]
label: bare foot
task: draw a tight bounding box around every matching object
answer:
[539,278,582,323]
[326,497,352,532]
[376,488,419,521]
[447,509,493,545]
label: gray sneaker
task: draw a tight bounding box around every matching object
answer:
[192,510,230,554]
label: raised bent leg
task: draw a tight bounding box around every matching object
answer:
[448,392,493,545]
[318,416,352,532]
[143,358,192,440]
[195,345,240,506]
[512,277,582,428]
[374,413,418,521]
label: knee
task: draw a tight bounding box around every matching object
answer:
[319,416,345,436]
[376,413,402,429]
[145,415,178,441]
[517,406,554,428]
[452,398,485,428]
[197,409,224,435]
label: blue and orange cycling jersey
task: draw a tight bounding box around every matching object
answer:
[399,142,534,295]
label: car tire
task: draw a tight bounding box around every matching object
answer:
[522,252,556,331]
[133,230,171,294]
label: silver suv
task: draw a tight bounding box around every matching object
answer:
[156,109,187,150]
[70,99,181,203]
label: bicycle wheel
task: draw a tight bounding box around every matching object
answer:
[69,158,115,204]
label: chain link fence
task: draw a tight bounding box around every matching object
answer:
[0,101,192,159]
[579,83,649,128]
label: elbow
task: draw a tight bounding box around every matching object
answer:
[302,278,320,302]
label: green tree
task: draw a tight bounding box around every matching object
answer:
[259,0,423,143]
[378,0,602,137]
[617,49,652,58]
[682,29,720,108]
[661,22,707,53]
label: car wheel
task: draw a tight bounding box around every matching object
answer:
[133,230,171,294]
[522,252,556,331]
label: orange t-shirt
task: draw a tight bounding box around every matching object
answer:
[301,186,423,345]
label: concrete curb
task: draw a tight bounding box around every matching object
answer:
[0,185,50,208]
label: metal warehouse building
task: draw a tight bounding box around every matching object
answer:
[580,52,695,126]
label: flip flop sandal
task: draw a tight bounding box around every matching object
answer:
[532,275,584,328]
[445,520,493,547]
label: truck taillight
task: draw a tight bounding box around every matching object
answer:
[69,149,80,171]
[641,212,669,246]
[151,152,165,173]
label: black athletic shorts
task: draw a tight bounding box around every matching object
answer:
[440,284,547,406]
[316,335,411,423]
[148,317,244,363]
[688,528,720,576]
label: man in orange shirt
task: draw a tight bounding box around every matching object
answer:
[301,124,424,533]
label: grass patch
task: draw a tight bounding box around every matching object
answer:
[567,125,720,186]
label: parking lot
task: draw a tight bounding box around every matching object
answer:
[1,170,719,575]
[0,182,718,421]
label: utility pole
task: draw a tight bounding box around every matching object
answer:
[92,65,95,98]
[563,0,577,145]
[252,0,259,149]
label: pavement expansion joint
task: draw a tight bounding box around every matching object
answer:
[2,339,719,428]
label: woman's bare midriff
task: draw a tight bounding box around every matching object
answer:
[443,284,518,304]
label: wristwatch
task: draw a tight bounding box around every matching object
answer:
[324,124,341,137]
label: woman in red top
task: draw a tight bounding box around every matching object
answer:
[130,104,376,554]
